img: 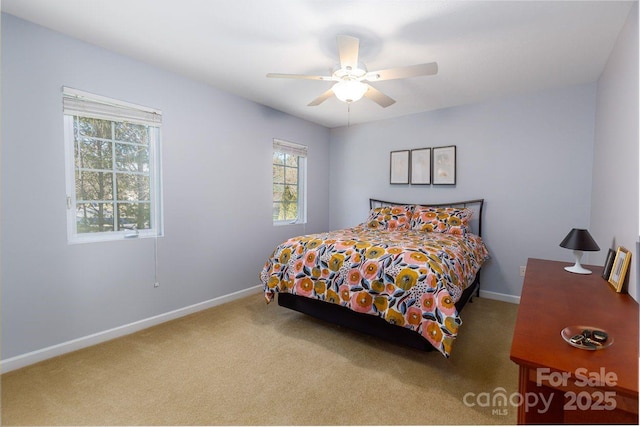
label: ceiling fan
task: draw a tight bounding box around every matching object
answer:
[266,35,438,108]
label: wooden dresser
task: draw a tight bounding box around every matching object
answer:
[510,258,638,424]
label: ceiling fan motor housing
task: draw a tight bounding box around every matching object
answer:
[332,64,368,81]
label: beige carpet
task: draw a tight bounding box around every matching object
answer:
[1,292,519,425]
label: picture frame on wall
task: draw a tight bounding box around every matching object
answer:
[410,148,431,185]
[602,248,616,281]
[608,246,631,293]
[390,150,410,184]
[432,145,456,185]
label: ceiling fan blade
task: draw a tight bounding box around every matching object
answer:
[337,35,359,70]
[366,62,438,81]
[267,73,332,81]
[363,84,396,108]
[307,88,335,106]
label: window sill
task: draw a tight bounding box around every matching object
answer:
[273,221,307,227]
[68,231,163,244]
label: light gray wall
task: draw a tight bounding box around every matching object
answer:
[329,83,597,298]
[1,14,330,360]
[591,2,639,300]
[3,6,637,363]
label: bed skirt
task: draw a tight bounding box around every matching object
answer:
[277,274,480,351]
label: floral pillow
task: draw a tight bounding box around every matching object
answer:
[365,205,413,231]
[410,206,473,235]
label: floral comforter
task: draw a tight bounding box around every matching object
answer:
[260,225,489,357]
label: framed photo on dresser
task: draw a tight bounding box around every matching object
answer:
[608,246,631,293]
[602,248,616,281]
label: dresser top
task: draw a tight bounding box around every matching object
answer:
[510,258,639,395]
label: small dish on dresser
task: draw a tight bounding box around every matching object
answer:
[561,325,613,350]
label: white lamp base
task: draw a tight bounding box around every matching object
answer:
[565,250,592,274]
[564,264,592,274]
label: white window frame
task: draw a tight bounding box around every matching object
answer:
[63,87,163,244]
[273,139,307,226]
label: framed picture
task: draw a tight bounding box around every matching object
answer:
[390,150,410,184]
[608,246,631,293]
[432,145,456,185]
[602,248,616,280]
[410,148,431,185]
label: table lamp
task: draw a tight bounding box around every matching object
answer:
[559,228,600,274]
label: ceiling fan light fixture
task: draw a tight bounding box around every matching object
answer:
[332,80,368,103]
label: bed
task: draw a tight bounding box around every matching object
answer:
[260,198,489,357]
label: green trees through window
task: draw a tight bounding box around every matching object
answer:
[272,139,307,225]
[272,151,299,222]
[74,117,153,233]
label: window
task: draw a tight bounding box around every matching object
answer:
[63,87,163,243]
[272,139,307,225]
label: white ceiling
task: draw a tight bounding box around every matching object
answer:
[2,0,635,128]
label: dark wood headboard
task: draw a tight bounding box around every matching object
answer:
[369,198,485,237]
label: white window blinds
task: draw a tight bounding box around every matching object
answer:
[273,139,307,157]
[62,87,162,126]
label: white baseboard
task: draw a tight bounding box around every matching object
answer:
[479,289,521,304]
[2,285,518,373]
[1,285,263,374]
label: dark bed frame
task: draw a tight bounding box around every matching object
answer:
[277,198,485,351]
